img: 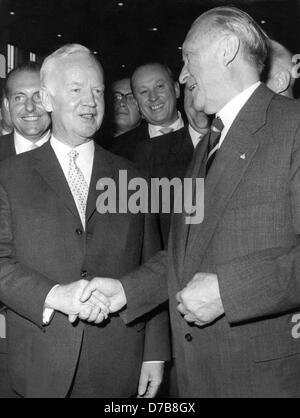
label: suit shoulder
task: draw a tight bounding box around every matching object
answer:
[0,148,36,179]
[95,144,147,178]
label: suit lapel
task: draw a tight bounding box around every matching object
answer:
[171,132,209,279]
[33,142,80,221]
[182,84,274,282]
[86,145,116,223]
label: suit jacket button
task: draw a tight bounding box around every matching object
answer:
[185,333,193,342]
[76,228,83,236]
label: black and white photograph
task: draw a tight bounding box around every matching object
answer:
[0,0,300,401]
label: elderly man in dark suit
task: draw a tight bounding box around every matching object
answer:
[82,6,300,398]
[0,62,51,398]
[0,44,169,398]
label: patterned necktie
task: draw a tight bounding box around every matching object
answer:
[206,117,224,175]
[67,149,89,225]
[159,127,174,135]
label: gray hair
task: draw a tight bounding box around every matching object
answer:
[192,6,269,74]
[40,44,98,89]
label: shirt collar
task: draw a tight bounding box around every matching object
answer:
[148,112,184,138]
[50,135,95,164]
[14,129,50,155]
[188,124,204,149]
[217,82,261,131]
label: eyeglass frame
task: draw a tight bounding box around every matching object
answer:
[112,91,138,106]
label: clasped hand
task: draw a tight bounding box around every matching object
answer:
[47,278,127,324]
[176,273,225,327]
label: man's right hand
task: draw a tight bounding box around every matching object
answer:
[80,278,127,316]
[45,280,110,324]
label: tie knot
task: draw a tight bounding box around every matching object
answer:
[159,127,174,135]
[211,117,224,134]
[28,142,39,151]
[68,149,79,162]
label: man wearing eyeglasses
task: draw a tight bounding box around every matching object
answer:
[110,78,141,138]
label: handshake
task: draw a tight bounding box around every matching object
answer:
[45,278,127,324]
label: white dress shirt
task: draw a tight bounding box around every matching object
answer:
[188,124,205,148]
[148,112,184,138]
[216,82,261,150]
[14,130,50,155]
[43,136,95,325]
[50,136,95,228]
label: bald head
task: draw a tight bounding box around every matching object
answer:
[179,7,269,114]
[266,40,295,98]
[131,63,180,127]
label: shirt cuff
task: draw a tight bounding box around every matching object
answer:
[43,284,60,325]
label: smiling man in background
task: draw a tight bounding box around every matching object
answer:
[0,62,51,161]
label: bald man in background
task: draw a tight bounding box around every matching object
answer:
[265,40,297,98]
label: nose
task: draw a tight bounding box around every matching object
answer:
[25,97,35,112]
[148,89,159,102]
[179,65,190,85]
[83,88,97,107]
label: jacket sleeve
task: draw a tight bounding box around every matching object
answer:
[0,183,56,328]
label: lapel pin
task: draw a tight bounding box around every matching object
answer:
[240,154,246,160]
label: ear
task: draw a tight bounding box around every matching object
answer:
[273,70,291,94]
[174,81,180,99]
[40,87,53,112]
[3,97,9,112]
[220,34,240,67]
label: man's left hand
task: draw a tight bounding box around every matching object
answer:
[137,362,164,398]
[177,273,225,327]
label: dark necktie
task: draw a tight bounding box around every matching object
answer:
[206,117,224,175]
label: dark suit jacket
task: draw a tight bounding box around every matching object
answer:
[0,133,16,162]
[0,133,15,359]
[0,142,170,398]
[110,123,194,247]
[120,84,300,398]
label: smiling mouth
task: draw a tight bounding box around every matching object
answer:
[80,113,96,120]
[150,104,164,112]
[21,116,41,122]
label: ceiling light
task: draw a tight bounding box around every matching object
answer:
[152,28,158,32]
[122,64,126,68]
[178,46,182,50]
[57,34,62,38]
[93,51,98,55]
[261,20,266,24]
[118,2,124,6]
[9,11,15,15]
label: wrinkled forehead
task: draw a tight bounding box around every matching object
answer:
[8,70,41,93]
[132,64,173,87]
[49,53,104,87]
[182,19,213,55]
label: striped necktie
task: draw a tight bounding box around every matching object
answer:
[206,117,224,175]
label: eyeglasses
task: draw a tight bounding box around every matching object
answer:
[112,92,137,106]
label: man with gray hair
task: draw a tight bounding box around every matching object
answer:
[82,6,300,397]
[0,43,169,398]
